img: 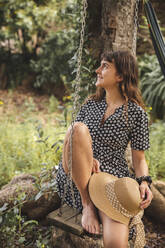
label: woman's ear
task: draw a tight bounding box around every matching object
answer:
[117,74,123,83]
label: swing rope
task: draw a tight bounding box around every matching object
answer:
[59,0,88,215]
[67,0,88,211]
[132,0,140,55]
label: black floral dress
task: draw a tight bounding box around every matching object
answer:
[56,98,150,237]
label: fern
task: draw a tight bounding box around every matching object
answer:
[139,54,165,119]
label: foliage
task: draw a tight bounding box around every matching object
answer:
[0,0,56,87]
[0,94,66,246]
[72,48,98,103]
[0,0,82,90]
[0,95,67,189]
[30,30,76,91]
[0,93,67,246]
[0,0,62,57]
[0,0,98,97]
[146,121,165,181]
[48,95,60,113]
[0,118,65,188]
[30,0,98,98]
[0,192,53,248]
[139,54,165,119]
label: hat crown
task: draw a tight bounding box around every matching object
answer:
[89,172,141,225]
[114,177,141,215]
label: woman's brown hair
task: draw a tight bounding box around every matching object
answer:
[89,50,145,109]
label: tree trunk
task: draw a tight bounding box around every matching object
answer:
[0,63,8,89]
[87,0,165,57]
[87,0,137,59]
[102,0,137,52]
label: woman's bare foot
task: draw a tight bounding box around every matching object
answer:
[82,201,100,234]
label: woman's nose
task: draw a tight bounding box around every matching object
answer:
[95,66,101,74]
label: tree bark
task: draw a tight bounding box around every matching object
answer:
[145,183,165,225]
[102,0,137,52]
[87,0,165,57]
[87,0,137,59]
[0,63,8,89]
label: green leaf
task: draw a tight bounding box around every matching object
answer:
[18,236,26,244]
[0,203,8,212]
[22,219,38,228]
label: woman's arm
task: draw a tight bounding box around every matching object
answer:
[132,150,148,177]
[132,149,153,209]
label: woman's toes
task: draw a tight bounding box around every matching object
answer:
[81,202,100,234]
[90,226,94,234]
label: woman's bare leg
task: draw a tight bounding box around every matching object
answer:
[99,210,129,248]
[62,122,100,234]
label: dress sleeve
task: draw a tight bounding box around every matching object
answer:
[130,110,150,150]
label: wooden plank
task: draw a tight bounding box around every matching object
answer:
[47,205,84,236]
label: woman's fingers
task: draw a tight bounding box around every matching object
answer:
[139,183,153,209]
[95,159,100,173]
[92,159,100,173]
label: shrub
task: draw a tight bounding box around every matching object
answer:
[31,30,76,91]
[146,121,165,180]
[139,54,165,119]
[0,119,65,189]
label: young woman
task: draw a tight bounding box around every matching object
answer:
[56,50,153,248]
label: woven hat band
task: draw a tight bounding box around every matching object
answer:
[129,211,146,248]
[105,181,134,218]
[105,181,146,248]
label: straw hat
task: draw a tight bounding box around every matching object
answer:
[88,172,146,248]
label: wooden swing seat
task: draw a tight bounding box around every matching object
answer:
[47,205,134,247]
[47,204,102,238]
[47,204,83,236]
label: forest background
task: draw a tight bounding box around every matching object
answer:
[0,0,165,247]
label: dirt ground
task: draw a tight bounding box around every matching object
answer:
[143,216,165,247]
[0,87,50,114]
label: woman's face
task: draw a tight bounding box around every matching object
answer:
[95,60,122,90]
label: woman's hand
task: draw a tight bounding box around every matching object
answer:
[139,181,153,209]
[92,158,101,173]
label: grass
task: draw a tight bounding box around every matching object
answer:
[0,89,164,189]
[0,89,70,188]
[0,119,66,187]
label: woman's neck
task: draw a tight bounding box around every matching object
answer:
[105,88,124,107]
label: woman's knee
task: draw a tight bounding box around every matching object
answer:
[103,228,128,248]
[63,122,88,144]
[99,211,128,248]
[64,122,89,140]
[72,122,90,137]
[68,122,91,144]
[62,122,92,173]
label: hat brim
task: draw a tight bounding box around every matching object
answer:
[88,172,129,226]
